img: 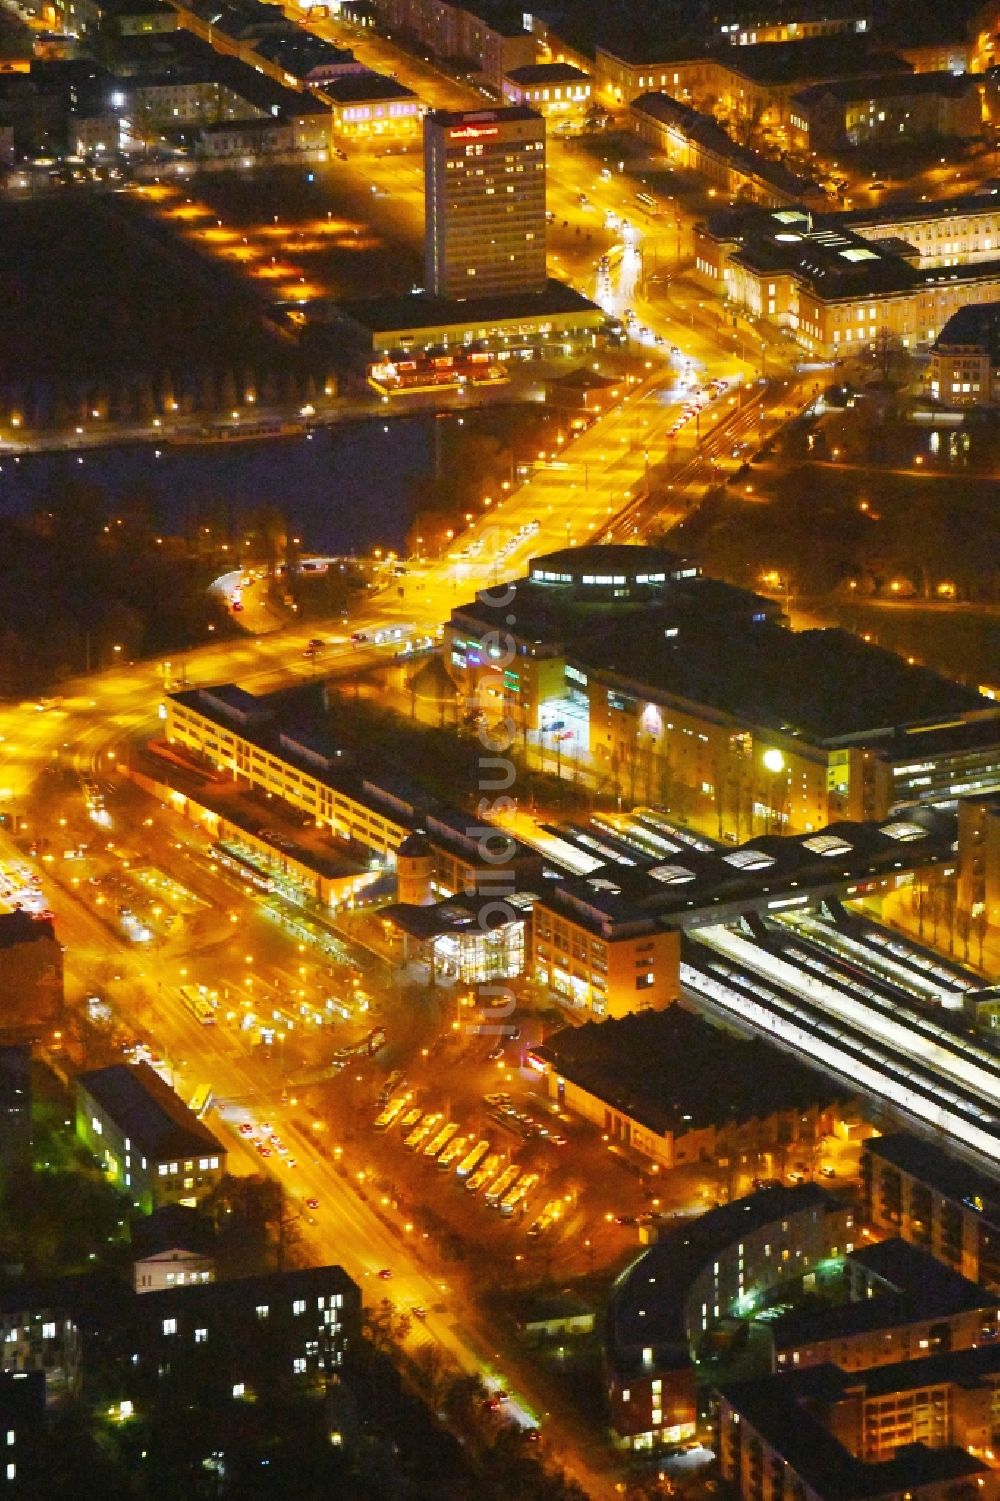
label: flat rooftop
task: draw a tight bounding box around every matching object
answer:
[339,279,602,337]
[935,302,1000,353]
[168,681,544,872]
[769,1237,995,1351]
[0,909,55,948]
[77,1062,223,1162]
[504,62,589,84]
[721,35,909,84]
[608,1183,842,1362]
[323,71,416,102]
[702,200,1000,302]
[424,105,541,127]
[794,69,975,105]
[574,617,990,744]
[844,190,1000,229]
[534,1007,844,1138]
[865,1132,1000,1224]
[452,565,775,647]
[720,1364,992,1498]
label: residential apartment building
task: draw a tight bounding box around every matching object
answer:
[75,1062,227,1213]
[131,1205,216,1294]
[719,1349,1000,1501]
[121,1264,358,1393]
[0,1265,359,1402]
[129,70,266,125]
[0,910,63,1043]
[0,1275,107,1394]
[606,1184,853,1450]
[0,1371,44,1492]
[423,106,546,299]
[767,1237,1000,1374]
[861,1132,1000,1289]
[0,1046,31,1171]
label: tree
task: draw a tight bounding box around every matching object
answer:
[869,326,908,386]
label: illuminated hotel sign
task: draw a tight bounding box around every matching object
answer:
[449,124,499,140]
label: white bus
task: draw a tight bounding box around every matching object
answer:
[351,623,416,648]
[179,984,215,1026]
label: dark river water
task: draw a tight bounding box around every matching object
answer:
[0,414,445,554]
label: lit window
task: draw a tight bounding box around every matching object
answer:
[158,1164,168,1177]
[4,1432,12,1447]
[6,1464,14,1481]
[162,1318,177,1335]
[91,1116,103,1136]
[195,1328,207,1344]
[232,1383,245,1399]
[293,1299,306,1316]
[293,1357,307,1374]
[42,1322,56,1339]
[256,1305,269,1321]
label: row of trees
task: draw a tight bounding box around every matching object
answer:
[0,364,336,434]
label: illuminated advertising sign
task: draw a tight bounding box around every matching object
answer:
[449,124,499,140]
